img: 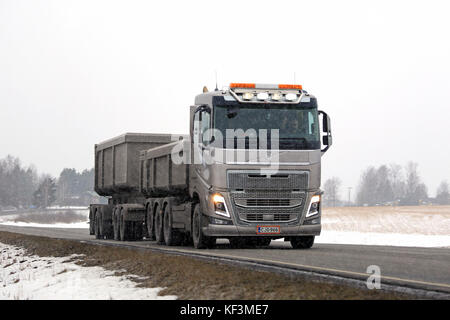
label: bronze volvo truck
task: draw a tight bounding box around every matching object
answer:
[89,83,332,249]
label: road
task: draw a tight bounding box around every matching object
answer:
[0,224,449,296]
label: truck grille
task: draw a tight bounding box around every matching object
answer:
[245,214,292,221]
[228,180,306,224]
[228,170,309,190]
[234,198,302,207]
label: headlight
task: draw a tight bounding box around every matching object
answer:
[212,193,230,218]
[256,92,269,100]
[271,92,283,101]
[242,92,254,100]
[306,195,320,218]
[285,93,298,101]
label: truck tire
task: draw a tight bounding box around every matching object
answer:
[113,207,120,240]
[94,210,103,239]
[146,203,155,241]
[101,206,114,240]
[192,203,215,249]
[163,200,182,246]
[89,207,95,235]
[154,205,165,244]
[290,236,315,249]
[119,208,133,241]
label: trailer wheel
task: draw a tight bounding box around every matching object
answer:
[146,204,155,241]
[154,206,164,244]
[119,208,133,241]
[89,207,95,235]
[113,207,120,240]
[290,236,315,249]
[192,204,215,249]
[94,210,103,239]
[163,201,182,246]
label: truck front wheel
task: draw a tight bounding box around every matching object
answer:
[290,236,315,249]
[192,204,215,249]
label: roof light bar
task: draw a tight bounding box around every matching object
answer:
[278,84,303,90]
[230,83,302,90]
[230,83,256,88]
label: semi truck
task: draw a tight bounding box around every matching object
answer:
[89,82,332,249]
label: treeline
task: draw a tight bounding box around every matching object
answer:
[323,162,450,207]
[0,155,99,210]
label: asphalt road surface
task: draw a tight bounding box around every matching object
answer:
[0,224,449,295]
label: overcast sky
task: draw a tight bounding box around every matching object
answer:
[1,0,449,198]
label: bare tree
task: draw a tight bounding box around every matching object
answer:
[389,163,405,202]
[436,180,450,205]
[356,166,378,206]
[323,177,342,207]
[403,162,428,205]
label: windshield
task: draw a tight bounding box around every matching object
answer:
[213,103,320,150]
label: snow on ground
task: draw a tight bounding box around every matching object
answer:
[0,221,89,229]
[0,242,177,300]
[317,206,450,248]
[0,208,89,228]
[315,231,450,248]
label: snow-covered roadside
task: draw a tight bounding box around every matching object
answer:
[0,221,89,229]
[0,242,177,300]
[0,209,89,228]
[315,231,450,248]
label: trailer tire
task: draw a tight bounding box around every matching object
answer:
[290,236,315,249]
[119,208,133,241]
[113,207,120,240]
[89,207,95,235]
[94,210,103,239]
[192,203,215,249]
[146,203,155,241]
[154,205,164,244]
[101,206,114,240]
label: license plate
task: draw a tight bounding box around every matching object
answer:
[257,226,280,234]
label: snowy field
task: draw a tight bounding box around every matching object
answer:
[0,242,177,300]
[317,206,450,248]
[0,206,449,248]
[0,207,89,229]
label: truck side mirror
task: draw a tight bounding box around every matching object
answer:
[318,110,332,153]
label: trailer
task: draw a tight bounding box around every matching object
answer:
[90,83,332,249]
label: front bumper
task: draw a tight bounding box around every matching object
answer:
[202,223,321,237]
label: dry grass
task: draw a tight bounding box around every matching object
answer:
[0,231,415,300]
[322,205,450,235]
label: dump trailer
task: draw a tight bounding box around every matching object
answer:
[90,83,332,249]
